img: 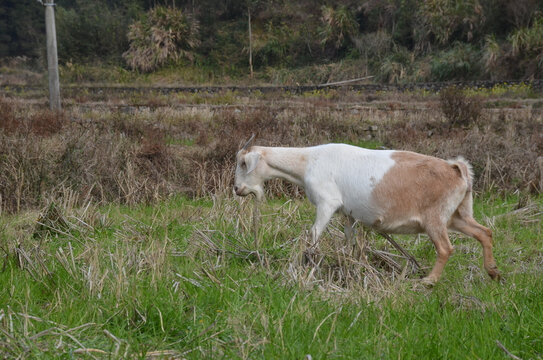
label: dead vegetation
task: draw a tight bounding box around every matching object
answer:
[0,90,542,214]
[439,85,483,128]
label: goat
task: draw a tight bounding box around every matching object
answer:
[233,138,500,285]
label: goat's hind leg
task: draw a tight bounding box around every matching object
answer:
[344,215,357,253]
[423,224,454,285]
[450,214,500,280]
[344,215,368,261]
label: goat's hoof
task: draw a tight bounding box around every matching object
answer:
[420,277,437,287]
[487,266,502,282]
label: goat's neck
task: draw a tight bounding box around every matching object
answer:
[260,147,307,187]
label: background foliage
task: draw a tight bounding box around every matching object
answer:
[2,0,543,82]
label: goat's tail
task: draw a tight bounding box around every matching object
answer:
[448,156,473,192]
[448,157,474,219]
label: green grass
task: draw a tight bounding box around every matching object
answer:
[343,138,384,150]
[1,194,542,359]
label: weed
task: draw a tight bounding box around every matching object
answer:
[464,82,536,98]
[0,86,542,358]
[28,109,67,136]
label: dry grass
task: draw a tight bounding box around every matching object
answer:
[0,90,542,215]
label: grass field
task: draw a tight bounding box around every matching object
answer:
[1,84,543,358]
[1,192,542,359]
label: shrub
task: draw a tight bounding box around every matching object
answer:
[0,97,66,136]
[481,16,543,79]
[430,43,482,81]
[319,5,358,53]
[29,110,67,136]
[508,16,543,77]
[123,7,200,72]
[439,86,482,128]
[352,31,393,60]
[416,0,485,46]
[378,50,411,84]
[253,21,302,67]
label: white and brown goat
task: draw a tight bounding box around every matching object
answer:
[234,138,500,284]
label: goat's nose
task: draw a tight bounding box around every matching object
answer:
[233,185,239,192]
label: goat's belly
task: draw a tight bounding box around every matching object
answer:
[339,203,379,227]
[372,218,424,234]
[341,203,424,234]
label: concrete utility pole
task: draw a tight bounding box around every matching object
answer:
[248,7,253,79]
[43,0,61,110]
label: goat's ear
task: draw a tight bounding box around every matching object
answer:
[245,152,260,174]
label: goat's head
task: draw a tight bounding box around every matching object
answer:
[234,135,265,200]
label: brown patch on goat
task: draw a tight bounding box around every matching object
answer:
[372,151,467,231]
[371,151,469,282]
[371,151,499,283]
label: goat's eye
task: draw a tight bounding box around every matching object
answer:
[240,162,246,169]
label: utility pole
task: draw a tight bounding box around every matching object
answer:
[248,7,253,79]
[42,0,61,110]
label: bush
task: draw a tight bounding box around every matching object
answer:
[416,0,485,46]
[378,50,412,84]
[352,31,393,60]
[439,86,482,128]
[253,21,302,67]
[0,102,186,214]
[430,43,482,81]
[319,5,358,55]
[123,7,200,72]
[0,96,18,134]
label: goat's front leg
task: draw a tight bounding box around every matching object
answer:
[310,203,338,246]
[303,202,338,265]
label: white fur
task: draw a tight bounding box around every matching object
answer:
[302,144,395,225]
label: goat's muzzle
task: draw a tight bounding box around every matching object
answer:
[233,185,244,196]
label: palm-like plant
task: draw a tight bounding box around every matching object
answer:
[509,17,543,59]
[123,7,200,72]
[417,0,484,46]
[482,35,501,76]
[319,5,358,50]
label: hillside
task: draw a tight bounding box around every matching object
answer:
[2,0,543,85]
